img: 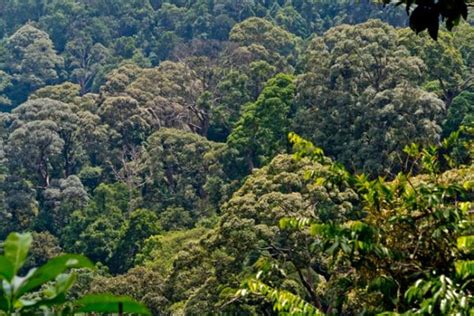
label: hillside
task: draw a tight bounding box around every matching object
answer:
[0,1,473,315]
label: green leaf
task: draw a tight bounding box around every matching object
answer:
[369,275,398,297]
[455,260,474,279]
[463,181,473,191]
[440,298,448,314]
[16,254,94,297]
[459,202,471,214]
[457,236,474,253]
[75,294,151,315]
[4,232,32,274]
[327,240,340,255]
[341,240,351,254]
[50,273,77,298]
[240,279,322,315]
[0,256,14,281]
[21,274,76,311]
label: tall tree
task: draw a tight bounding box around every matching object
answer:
[398,25,473,107]
[65,34,110,94]
[3,24,63,105]
[143,128,227,226]
[40,175,89,234]
[296,20,444,176]
[228,73,296,171]
[6,98,84,182]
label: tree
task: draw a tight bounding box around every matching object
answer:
[228,73,296,171]
[127,61,208,135]
[5,98,84,186]
[235,132,473,315]
[100,61,210,136]
[208,70,251,141]
[136,227,210,276]
[229,17,298,58]
[248,60,277,99]
[90,267,166,315]
[274,5,311,38]
[61,182,129,265]
[65,34,110,94]
[100,63,142,97]
[109,208,161,273]
[23,231,62,271]
[75,109,109,166]
[0,176,38,237]
[398,25,473,106]
[0,70,13,108]
[296,20,444,176]
[443,91,474,136]
[39,175,89,235]
[109,144,147,213]
[31,82,82,104]
[6,120,64,188]
[98,96,152,148]
[143,128,226,227]
[223,43,281,71]
[3,24,63,105]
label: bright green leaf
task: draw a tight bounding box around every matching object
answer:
[0,256,14,281]
[4,232,32,274]
[16,254,94,297]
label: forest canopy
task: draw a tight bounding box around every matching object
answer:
[0,0,473,315]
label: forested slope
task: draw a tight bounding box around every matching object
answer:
[0,0,473,315]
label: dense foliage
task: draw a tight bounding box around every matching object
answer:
[0,232,150,315]
[0,0,473,315]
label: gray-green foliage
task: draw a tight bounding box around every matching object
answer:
[143,128,228,228]
[296,20,445,175]
[229,17,299,62]
[3,25,63,104]
[0,176,38,237]
[98,95,152,147]
[5,98,84,186]
[160,153,358,314]
[65,34,110,94]
[0,6,472,315]
[40,175,89,234]
[89,266,166,315]
[0,71,13,107]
